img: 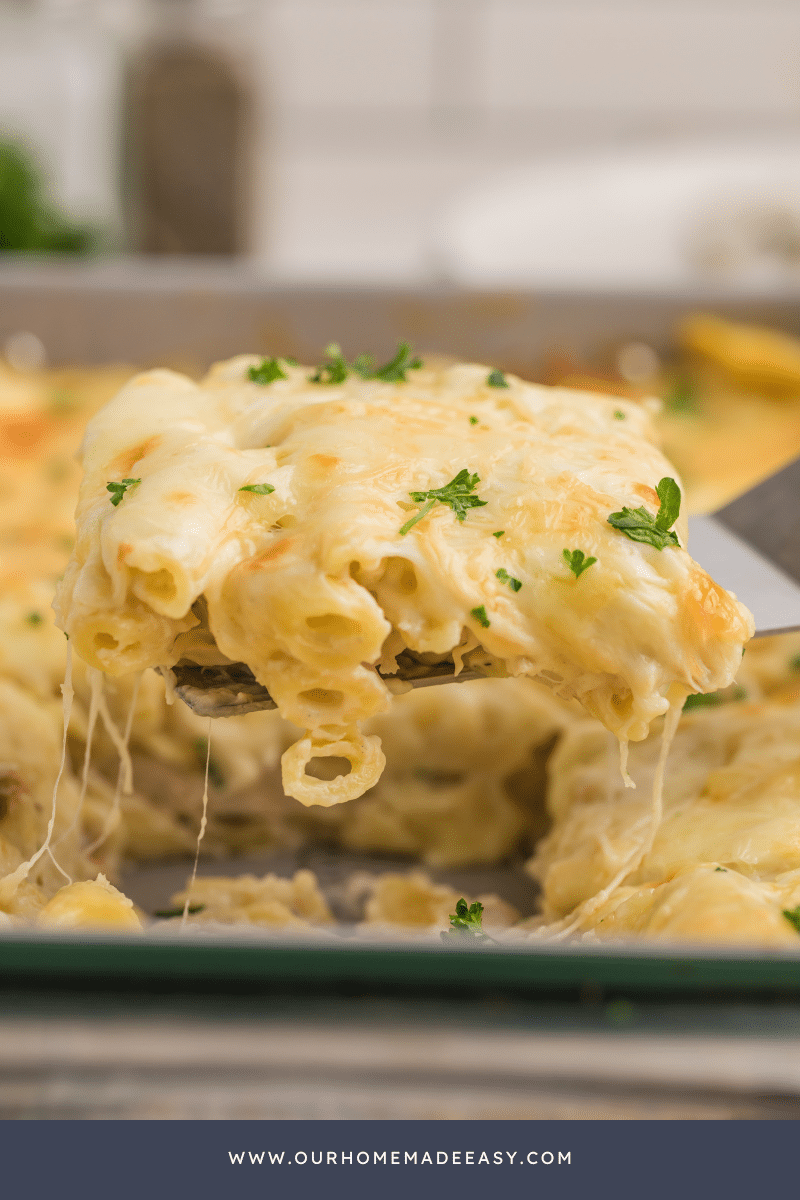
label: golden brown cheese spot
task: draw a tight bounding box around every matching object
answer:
[243,538,294,569]
[540,479,613,535]
[540,501,586,537]
[117,542,133,565]
[110,435,162,476]
[165,491,196,507]
[680,566,750,646]
[308,453,339,472]
[633,483,659,505]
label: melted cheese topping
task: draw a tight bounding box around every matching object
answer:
[331,676,571,867]
[528,694,800,941]
[551,698,683,939]
[360,871,518,936]
[54,357,752,806]
[172,868,334,928]
[37,874,142,931]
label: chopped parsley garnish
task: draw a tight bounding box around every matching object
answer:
[248,357,289,385]
[373,341,423,382]
[310,341,422,385]
[563,548,597,578]
[309,342,350,384]
[492,530,505,538]
[25,611,43,626]
[783,906,800,933]
[496,567,522,592]
[155,904,206,919]
[239,483,275,495]
[106,478,141,507]
[486,370,509,389]
[399,468,487,535]
[664,376,698,413]
[790,654,800,672]
[683,686,745,711]
[714,866,727,872]
[613,410,626,420]
[683,691,724,711]
[607,477,681,550]
[443,898,491,941]
[470,604,490,628]
[469,415,479,425]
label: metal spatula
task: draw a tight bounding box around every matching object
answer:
[168,655,487,719]
[171,459,800,718]
[688,455,800,639]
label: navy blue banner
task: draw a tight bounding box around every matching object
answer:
[0,1119,795,1200]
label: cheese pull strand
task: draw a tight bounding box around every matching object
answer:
[95,679,135,796]
[84,672,142,857]
[181,716,212,928]
[551,699,684,940]
[0,644,74,905]
[54,665,104,855]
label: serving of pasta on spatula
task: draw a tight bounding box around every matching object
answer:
[54,344,752,808]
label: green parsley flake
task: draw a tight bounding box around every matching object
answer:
[784,906,800,933]
[486,370,509,389]
[25,611,43,626]
[470,604,490,628]
[248,357,289,385]
[664,377,698,413]
[309,342,350,385]
[442,898,491,941]
[682,691,723,711]
[469,415,479,425]
[492,530,505,538]
[614,410,626,420]
[310,341,422,385]
[373,341,423,382]
[790,654,800,672]
[155,905,206,919]
[399,468,487,536]
[106,478,141,507]
[607,476,681,550]
[563,548,597,578]
[683,686,745,711]
[496,567,522,592]
[239,483,275,495]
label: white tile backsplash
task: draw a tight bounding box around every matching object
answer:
[253,145,479,281]
[4,0,800,278]
[479,5,800,113]
[260,0,435,111]
[0,11,122,228]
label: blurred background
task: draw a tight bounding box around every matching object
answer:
[3,0,800,287]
